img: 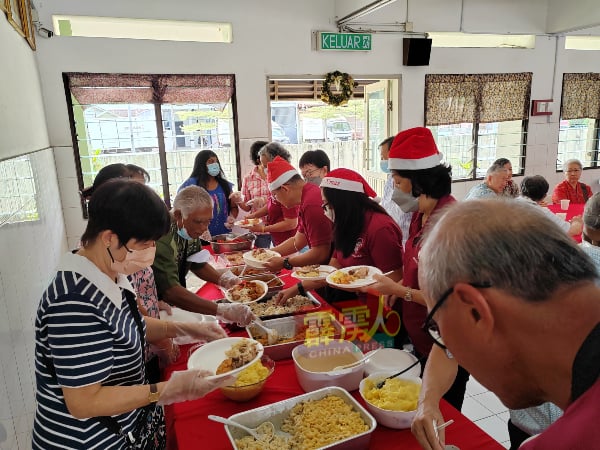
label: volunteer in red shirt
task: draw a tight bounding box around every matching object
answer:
[367,127,470,411]
[273,169,403,302]
[264,156,333,271]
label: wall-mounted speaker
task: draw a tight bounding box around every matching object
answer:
[403,38,432,66]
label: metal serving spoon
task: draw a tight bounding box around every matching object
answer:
[376,357,425,389]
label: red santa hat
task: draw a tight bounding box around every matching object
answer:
[267,156,299,191]
[388,127,442,170]
[320,168,378,199]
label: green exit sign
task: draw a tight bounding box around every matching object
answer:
[319,32,372,51]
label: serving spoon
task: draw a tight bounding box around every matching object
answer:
[208,415,274,441]
[252,318,279,345]
[376,356,425,389]
[331,348,382,372]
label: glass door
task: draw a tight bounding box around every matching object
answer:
[363,80,391,196]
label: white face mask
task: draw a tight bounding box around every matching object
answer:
[110,246,156,275]
[391,188,419,213]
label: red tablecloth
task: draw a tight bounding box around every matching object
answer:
[163,267,503,450]
[546,203,584,242]
[165,354,503,450]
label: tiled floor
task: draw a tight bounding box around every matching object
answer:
[462,377,511,449]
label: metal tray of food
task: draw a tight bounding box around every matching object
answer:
[210,233,255,254]
[247,291,322,320]
[216,251,246,267]
[225,386,376,450]
[246,312,345,360]
[229,265,271,277]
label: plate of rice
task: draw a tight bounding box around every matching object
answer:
[325,265,383,289]
[242,248,281,268]
[291,265,336,281]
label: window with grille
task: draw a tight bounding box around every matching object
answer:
[0,155,38,226]
[557,73,600,171]
[425,73,532,181]
[64,73,239,215]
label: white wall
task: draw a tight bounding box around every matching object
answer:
[0,17,66,450]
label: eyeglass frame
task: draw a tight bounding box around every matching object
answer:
[301,167,321,179]
[422,281,492,351]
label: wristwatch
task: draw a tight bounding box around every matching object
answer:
[404,287,413,302]
[148,383,160,404]
[283,257,293,270]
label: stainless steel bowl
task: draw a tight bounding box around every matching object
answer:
[210,233,255,254]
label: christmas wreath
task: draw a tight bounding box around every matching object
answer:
[320,71,358,106]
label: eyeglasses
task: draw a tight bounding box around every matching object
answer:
[302,168,319,179]
[422,282,492,351]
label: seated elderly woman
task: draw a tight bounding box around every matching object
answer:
[552,158,593,204]
[494,157,519,197]
[273,168,403,303]
[581,192,600,273]
[464,162,509,200]
[518,175,583,237]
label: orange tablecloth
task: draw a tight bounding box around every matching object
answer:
[163,267,503,450]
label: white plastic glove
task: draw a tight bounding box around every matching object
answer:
[216,302,255,327]
[218,270,241,289]
[157,369,234,406]
[247,196,266,209]
[171,321,228,342]
[152,339,180,366]
[224,215,235,230]
[229,191,244,204]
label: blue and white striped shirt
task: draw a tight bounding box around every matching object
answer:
[33,252,145,449]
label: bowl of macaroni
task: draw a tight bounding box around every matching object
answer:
[220,355,275,402]
[359,371,421,429]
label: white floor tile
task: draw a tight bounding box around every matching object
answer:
[473,391,509,414]
[465,376,489,396]
[461,396,495,421]
[474,415,511,444]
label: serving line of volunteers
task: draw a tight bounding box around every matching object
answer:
[33,126,600,449]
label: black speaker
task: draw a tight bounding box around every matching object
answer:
[403,38,432,66]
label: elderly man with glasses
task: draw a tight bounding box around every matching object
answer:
[412,198,600,450]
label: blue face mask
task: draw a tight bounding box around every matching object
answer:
[380,160,390,173]
[177,226,194,241]
[207,162,221,177]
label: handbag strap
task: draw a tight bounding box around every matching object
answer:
[580,183,590,202]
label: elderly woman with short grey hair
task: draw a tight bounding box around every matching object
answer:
[464,162,509,200]
[552,158,592,204]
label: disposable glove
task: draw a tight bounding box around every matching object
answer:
[247,196,266,209]
[171,321,228,342]
[218,270,241,289]
[152,339,180,366]
[216,302,254,327]
[224,215,235,230]
[229,191,244,204]
[157,369,234,406]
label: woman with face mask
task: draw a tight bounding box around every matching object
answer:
[33,180,231,450]
[179,150,238,237]
[366,127,470,447]
[273,168,403,303]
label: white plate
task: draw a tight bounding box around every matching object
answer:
[242,249,281,268]
[363,348,421,378]
[291,265,336,281]
[224,280,269,304]
[187,337,264,380]
[159,307,216,323]
[325,265,383,289]
[234,218,263,228]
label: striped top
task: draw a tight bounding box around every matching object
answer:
[33,252,146,450]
